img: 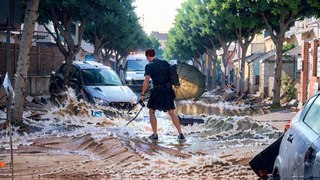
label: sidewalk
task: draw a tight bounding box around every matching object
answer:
[251,109,296,131]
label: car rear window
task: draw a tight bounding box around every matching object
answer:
[301,95,317,120]
[303,95,320,134]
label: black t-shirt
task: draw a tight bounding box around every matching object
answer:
[144,58,170,85]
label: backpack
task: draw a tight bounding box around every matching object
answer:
[154,59,180,87]
[169,64,180,87]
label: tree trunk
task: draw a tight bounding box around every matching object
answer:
[235,29,256,95]
[11,0,40,127]
[206,51,212,89]
[93,47,102,62]
[212,57,217,89]
[101,49,111,66]
[200,55,206,73]
[222,65,227,88]
[63,55,74,84]
[221,45,229,89]
[93,36,102,62]
[45,9,87,86]
[115,53,121,74]
[260,11,292,107]
[207,49,217,90]
[239,46,248,95]
[272,42,284,106]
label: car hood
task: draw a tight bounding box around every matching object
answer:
[84,85,137,103]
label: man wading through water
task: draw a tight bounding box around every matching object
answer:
[140,48,185,141]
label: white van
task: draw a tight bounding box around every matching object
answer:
[120,54,151,92]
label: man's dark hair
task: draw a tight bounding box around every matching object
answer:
[145,48,156,57]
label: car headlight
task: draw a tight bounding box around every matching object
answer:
[93,97,109,106]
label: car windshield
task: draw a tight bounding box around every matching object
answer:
[82,68,123,86]
[126,60,148,71]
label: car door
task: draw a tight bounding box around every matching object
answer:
[311,138,320,178]
[279,95,319,178]
[300,96,320,178]
[69,66,81,92]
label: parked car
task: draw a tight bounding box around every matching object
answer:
[249,98,314,179]
[49,61,138,110]
[272,93,320,179]
[119,54,152,92]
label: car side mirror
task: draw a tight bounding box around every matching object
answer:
[51,71,56,77]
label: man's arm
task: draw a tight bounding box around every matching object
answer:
[140,75,150,100]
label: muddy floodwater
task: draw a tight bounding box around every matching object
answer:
[0,92,282,179]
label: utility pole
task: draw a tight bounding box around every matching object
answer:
[6,30,11,79]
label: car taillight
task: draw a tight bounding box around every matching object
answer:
[284,120,292,133]
[284,109,302,132]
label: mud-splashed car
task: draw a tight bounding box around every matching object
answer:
[49,61,138,110]
[250,93,320,179]
[272,93,320,179]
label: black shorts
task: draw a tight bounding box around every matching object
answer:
[147,87,175,111]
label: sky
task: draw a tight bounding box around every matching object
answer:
[133,0,184,34]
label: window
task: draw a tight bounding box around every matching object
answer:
[82,68,122,86]
[126,60,149,71]
[301,95,317,119]
[70,66,80,84]
[70,66,79,78]
[303,95,320,134]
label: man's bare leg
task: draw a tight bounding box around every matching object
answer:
[168,109,182,134]
[149,108,157,135]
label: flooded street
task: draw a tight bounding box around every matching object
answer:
[0,92,283,179]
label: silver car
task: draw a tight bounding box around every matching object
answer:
[49,61,138,110]
[273,93,320,179]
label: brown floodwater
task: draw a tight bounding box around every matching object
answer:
[0,91,279,179]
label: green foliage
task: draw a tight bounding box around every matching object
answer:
[38,0,92,25]
[164,0,230,62]
[106,28,150,59]
[164,0,205,61]
[281,74,296,102]
[83,0,148,57]
[283,43,295,52]
[30,0,320,91]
